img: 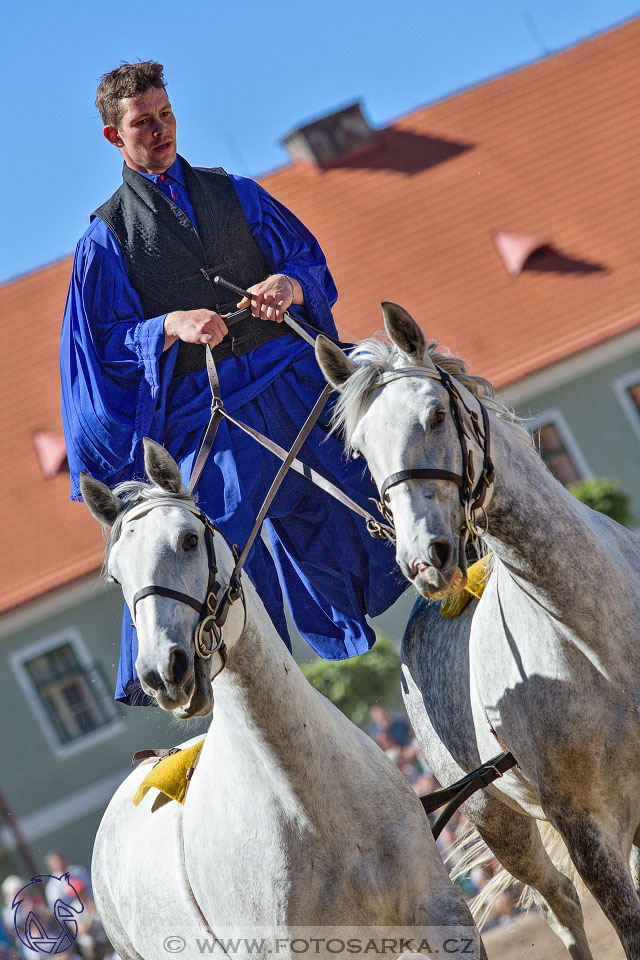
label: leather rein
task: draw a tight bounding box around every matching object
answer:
[186,278,395,544]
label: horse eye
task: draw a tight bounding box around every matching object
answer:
[432,409,445,427]
[183,533,198,551]
[108,574,120,586]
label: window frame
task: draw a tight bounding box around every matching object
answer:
[613,368,640,446]
[527,408,591,486]
[9,628,123,759]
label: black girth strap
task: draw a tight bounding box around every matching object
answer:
[420,751,518,840]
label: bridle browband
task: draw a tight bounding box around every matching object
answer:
[370,364,495,550]
[120,497,245,673]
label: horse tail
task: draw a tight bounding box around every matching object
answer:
[536,820,587,896]
[444,820,586,929]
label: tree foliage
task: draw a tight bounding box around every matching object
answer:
[301,635,401,728]
[569,476,633,527]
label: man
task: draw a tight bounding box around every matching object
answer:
[60,61,404,705]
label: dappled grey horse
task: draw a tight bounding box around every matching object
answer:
[316,303,640,960]
[80,439,484,960]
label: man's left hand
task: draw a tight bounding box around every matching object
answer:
[237,274,303,323]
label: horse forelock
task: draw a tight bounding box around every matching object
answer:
[333,335,530,449]
[102,480,197,575]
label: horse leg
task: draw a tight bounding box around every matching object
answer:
[465,794,592,960]
[552,809,640,960]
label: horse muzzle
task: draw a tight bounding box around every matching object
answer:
[173,655,214,718]
[138,643,196,710]
[405,535,467,599]
[411,562,467,599]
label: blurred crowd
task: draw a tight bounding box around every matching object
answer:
[368,702,522,930]
[0,852,118,960]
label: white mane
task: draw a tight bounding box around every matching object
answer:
[332,335,531,450]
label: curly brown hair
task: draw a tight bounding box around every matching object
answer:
[95,60,166,128]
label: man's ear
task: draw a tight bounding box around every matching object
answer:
[103,125,122,147]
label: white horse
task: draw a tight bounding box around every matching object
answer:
[316,303,640,960]
[80,439,485,960]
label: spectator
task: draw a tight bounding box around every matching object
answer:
[368,703,412,748]
[44,853,91,911]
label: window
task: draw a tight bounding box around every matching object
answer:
[627,382,640,412]
[613,369,640,446]
[10,630,123,758]
[527,409,590,487]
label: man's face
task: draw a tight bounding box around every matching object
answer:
[104,86,177,174]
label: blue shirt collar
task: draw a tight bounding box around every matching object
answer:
[138,155,185,186]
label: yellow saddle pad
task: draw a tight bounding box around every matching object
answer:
[133,739,205,807]
[440,555,492,618]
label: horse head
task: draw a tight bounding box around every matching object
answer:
[316,303,494,600]
[80,439,245,717]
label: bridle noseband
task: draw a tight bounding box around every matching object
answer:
[119,497,245,674]
[371,364,495,549]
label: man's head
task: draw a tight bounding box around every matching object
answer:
[96,61,177,174]
[45,850,68,874]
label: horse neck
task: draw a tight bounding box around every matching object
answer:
[482,413,639,621]
[207,586,339,794]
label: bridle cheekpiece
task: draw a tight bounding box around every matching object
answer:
[118,497,245,675]
[370,363,495,551]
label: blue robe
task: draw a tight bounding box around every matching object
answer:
[60,167,405,705]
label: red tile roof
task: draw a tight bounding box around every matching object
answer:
[2,18,639,614]
[261,17,640,386]
[0,260,106,614]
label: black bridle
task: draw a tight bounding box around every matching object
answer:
[121,498,245,672]
[373,365,495,551]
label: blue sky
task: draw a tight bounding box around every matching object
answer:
[1,0,638,284]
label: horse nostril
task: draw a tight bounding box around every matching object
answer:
[140,668,162,693]
[428,540,451,570]
[167,646,191,685]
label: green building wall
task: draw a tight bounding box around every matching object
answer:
[512,348,640,524]
[0,581,208,877]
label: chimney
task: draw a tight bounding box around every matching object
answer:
[282,101,378,167]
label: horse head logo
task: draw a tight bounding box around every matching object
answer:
[12,874,85,955]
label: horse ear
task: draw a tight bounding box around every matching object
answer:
[315,335,355,391]
[382,302,433,367]
[79,473,122,527]
[143,438,186,495]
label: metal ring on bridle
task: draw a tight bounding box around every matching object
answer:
[194,615,224,661]
[465,502,489,539]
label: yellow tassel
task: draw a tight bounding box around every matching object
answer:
[441,555,492,618]
[133,739,205,807]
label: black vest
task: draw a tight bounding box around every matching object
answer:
[92,157,290,373]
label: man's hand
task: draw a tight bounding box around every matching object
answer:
[236,274,303,324]
[164,309,228,351]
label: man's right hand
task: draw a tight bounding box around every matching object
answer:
[163,309,228,351]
